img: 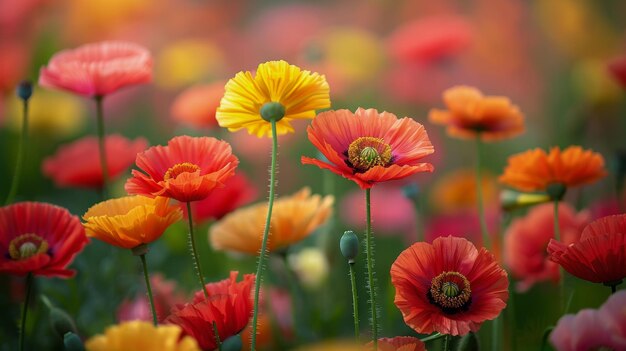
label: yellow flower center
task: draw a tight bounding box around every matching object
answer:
[164,162,201,181]
[8,234,49,260]
[428,271,472,314]
[347,137,392,173]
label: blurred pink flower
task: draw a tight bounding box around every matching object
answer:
[170,81,225,129]
[0,40,29,93]
[117,274,184,323]
[387,15,473,64]
[608,55,626,89]
[425,209,499,248]
[183,172,257,224]
[504,203,589,292]
[550,291,626,351]
[39,41,152,97]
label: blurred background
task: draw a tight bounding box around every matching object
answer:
[1,0,626,350]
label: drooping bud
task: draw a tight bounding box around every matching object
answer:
[340,230,359,264]
[42,295,78,339]
[16,80,33,101]
[260,102,286,122]
[63,332,85,351]
[222,334,243,351]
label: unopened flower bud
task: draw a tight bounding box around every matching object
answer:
[340,230,359,264]
[16,80,33,101]
[500,190,551,211]
[42,295,78,338]
[222,334,243,351]
[63,332,85,351]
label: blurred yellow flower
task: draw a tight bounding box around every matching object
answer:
[430,169,498,213]
[216,60,331,137]
[83,196,182,249]
[85,320,199,351]
[572,59,622,106]
[210,188,333,254]
[7,88,85,138]
[155,40,225,89]
[66,0,151,41]
[288,247,329,289]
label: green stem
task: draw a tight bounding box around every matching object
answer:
[491,314,501,351]
[365,188,378,349]
[251,120,279,351]
[442,334,450,351]
[554,199,567,312]
[5,98,29,205]
[553,199,561,241]
[186,202,208,298]
[19,273,33,351]
[139,254,158,326]
[95,96,110,198]
[279,254,302,343]
[475,135,491,250]
[348,263,360,342]
[420,332,443,343]
[212,321,223,351]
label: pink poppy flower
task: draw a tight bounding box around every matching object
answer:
[39,41,152,97]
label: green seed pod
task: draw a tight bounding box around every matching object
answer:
[16,80,33,101]
[260,102,286,122]
[340,230,359,264]
[222,334,243,351]
[63,332,85,351]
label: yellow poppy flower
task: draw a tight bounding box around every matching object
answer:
[83,196,182,249]
[85,321,199,351]
[210,188,333,254]
[216,60,331,137]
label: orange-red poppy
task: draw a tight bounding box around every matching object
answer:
[301,108,434,189]
[170,81,225,129]
[165,271,254,350]
[391,236,509,336]
[43,134,147,189]
[548,214,626,286]
[125,136,239,203]
[0,202,88,278]
[428,86,524,141]
[499,146,607,192]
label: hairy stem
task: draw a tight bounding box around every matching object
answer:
[365,188,379,349]
[186,202,208,298]
[349,263,360,342]
[139,254,158,326]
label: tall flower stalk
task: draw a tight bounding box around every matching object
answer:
[186,202,208,298]
[5,81,33,205]
[19,273,33,351]
[364,188,379,348]
[94,96,111,197]
[475,134,491,249]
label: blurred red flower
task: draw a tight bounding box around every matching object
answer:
[302,108,434,189]
[165,271,254,350]
[608,55,626,89]
[0,202,88,278]
[125,135,238,203]
[117,274,185,323]
[170,81,225,129]
[504,203,589,292]
[368,336,426,351]
[387,15,473,64]
[43,134,147,189]
[39,41,152,97]
[183,173,257,223]
[548,214,626,287]
[391,236,508,336]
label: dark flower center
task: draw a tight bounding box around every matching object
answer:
[9,234,49,260]
[346,137,392,173]
[164,162,201,181]
[428,271,472,314]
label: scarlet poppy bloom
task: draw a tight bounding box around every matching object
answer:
[548,214,626,287]
[368,337,426,351]
[499,146,607,192]
[428,86,524,141]
[83,196,182,249]
[39,41,152,97]
[608,55,626,89]
[301,108,434,189]
[183,173,257,223]
[165,272,254,350]
[210,188,333,254]
[0,202,88,278]
[170,82,225,129]
[504,203,589,292]
[125,135,239,203]
[391,236,509,336]
[43,134,147,189]
[388,16,473,64]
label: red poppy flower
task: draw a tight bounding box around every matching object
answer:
[301,108,434,189]
[170,82,225,129]
[165,271,254,350]
[387,16,473,64]
[608,55,626,89]
[368,336,427,351]
[39,41,152,97]
[505,203,589,292]
[390,236,509,336]
[125,135,239,203]
[548,214,626,286]
[0,202,88,278]
[43,134,147,189]
[182,172,257,224]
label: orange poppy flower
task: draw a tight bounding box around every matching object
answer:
[301,108,434,189]
[170,81,225,129]
[125,136,239,203]
[391,236,509,336]
[428,86,524,141]
[499,146,607,192]
[210,188,333,254]
[83,196,182,249]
